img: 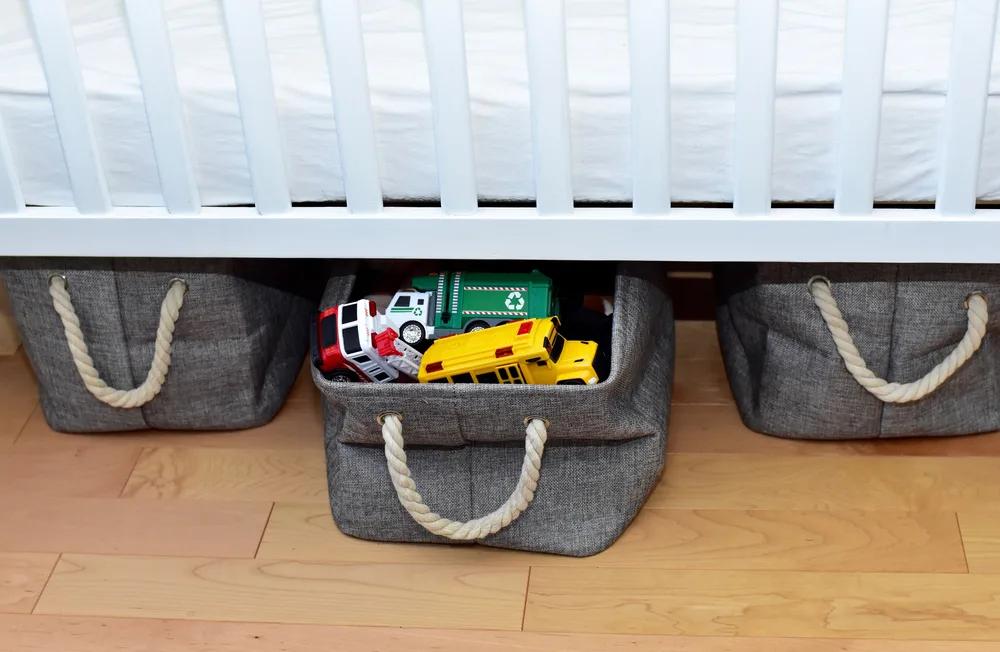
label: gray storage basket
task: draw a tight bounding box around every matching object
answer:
[715,263,1000,440]
[315,263,674,557]
[1,258,318,433]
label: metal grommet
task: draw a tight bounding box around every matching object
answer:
[807,275,831,291]
[965,291,987,310]
[377,412,402,425]
[47,273,67,288]
[168,278,189,297]
[523,416,550,428]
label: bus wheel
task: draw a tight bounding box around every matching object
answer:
[465,320,490,333]
[401,321,425,346]
[557,379,586,385]
[325,369,359,383]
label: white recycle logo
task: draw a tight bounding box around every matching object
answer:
[505,291,525,311]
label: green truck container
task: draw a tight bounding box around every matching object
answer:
[383,270,558,346]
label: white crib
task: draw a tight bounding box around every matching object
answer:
[0,0,998,262]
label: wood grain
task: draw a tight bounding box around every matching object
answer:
[14,398,324,452]
[0,553,58,614]
[120,447,327,502]
[671,357,734,405]
[958,512,1000,573]
[0,497,271,558]
[0,446,141,498]
[667,405,1000,458]
[0,352,37,443]
[524,567,1000,639]
[651,454,1000,511]
[674,321,721,359]
[34,554,529,630]
[259,503,965,573]
[0,281,19,356]
[5,615,1000,652]
[257,502,536,565]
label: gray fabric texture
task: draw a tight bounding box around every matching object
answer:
[1,257,320,433]
[316,263,674,556]
[715,263,1000,439]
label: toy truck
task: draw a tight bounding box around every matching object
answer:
[311,300,422,383]
[383,270,558,346]
[418,316,599,386]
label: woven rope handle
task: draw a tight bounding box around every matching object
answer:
[49,275,187,408]
[380,413,547,540]
[808,276,988,403]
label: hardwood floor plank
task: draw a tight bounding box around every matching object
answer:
[259,503,965,573]
[14,399,324,452]
[959,513,1000,573]
[667,406,1000,458]
[33,554,528,630]
[651,454,1000,511]
[121,448,327,503]
[671,357,734,406]
[674,321,722,360]
[0,446,140,498]
[258,503,537,565]
[0,352,37,428]
[0,553,58,614]
[0,497,271,558]
[4,615,999,652]
[524,567,1000,639]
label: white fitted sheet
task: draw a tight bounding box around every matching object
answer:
[1,0,1000,208]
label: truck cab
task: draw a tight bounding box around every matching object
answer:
[385,291,434,345]
[312,300,399,383]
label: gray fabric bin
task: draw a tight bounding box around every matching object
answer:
[1,258,318,433]
[715,263,1000,440]
[315,263,674,556]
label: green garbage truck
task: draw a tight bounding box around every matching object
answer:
[383,270,558,346]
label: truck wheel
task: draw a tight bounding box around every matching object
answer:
[557,379,586,386]
[465,320,490,333]
[324,369,359,383]
[400,321,426,346]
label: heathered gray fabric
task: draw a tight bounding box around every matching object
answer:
[1,258,318,433]
[715,263,1000,439]
[317,263,674,556]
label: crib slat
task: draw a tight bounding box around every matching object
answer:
[319,0,383,214]
[835,0,890,216]
[123,0,200,214]
[524,0,574,215]
[25,0,112,214]
[221,0,291,215]
[936,0,1000,216]
[0,120,24,214]
[422,0,477,214]
[629,0,670,215]
[733,0,778,216]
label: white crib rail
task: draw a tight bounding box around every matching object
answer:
[123,0,200,215]
[2,0,1000,262]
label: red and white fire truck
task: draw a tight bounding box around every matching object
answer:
[311,299,422,383]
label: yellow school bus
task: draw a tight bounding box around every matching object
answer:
[418,317,599,385]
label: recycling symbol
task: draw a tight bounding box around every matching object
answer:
[413,307,423,316]
[505,291,525,311]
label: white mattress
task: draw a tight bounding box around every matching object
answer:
[2,0,1000,207]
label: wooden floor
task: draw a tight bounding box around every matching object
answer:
[2,321,1000,651]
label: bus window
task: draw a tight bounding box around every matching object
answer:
[476,372,500,384]
[452,372,474,384]
[340,303,358,324]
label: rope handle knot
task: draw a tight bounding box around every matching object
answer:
[808,276,988,403]
[380,412,547,540]
[48,274,188,409]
